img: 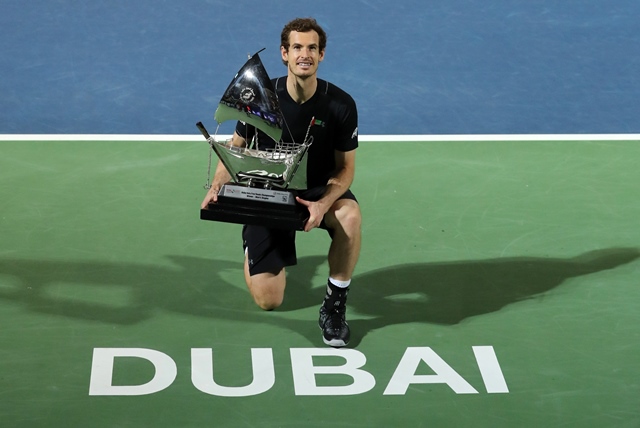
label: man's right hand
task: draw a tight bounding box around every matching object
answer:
[201,184,221,209]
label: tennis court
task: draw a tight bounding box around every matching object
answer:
[1,136,639,427]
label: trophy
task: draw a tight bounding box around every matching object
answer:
[197,49,310,230]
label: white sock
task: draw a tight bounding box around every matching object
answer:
[328,277,351,289]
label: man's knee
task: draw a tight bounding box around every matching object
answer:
[327,200,361,236]
[253,295,283,311]
[245,268,286,311]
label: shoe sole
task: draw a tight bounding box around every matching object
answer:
[322,336,348,347]
[319,323,349,347]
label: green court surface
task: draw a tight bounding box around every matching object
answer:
[1,138,639,427]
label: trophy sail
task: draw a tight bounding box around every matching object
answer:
[205,50,309,190]
[214,50,284,143]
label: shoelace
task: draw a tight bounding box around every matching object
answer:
[326,308,346,330]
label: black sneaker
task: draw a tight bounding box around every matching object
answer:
[319,305,350,347]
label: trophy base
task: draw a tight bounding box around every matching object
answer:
[200,184,309,230]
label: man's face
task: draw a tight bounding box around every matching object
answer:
[281,30,325,79]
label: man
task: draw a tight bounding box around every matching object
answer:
[201,17,360,347]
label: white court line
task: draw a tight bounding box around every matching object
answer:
[0,134,639,142]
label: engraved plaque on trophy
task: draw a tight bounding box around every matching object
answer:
[197,49,310,230]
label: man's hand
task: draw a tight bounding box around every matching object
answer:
[296,196,329,232]
[201,184,221,209]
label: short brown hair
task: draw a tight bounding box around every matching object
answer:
[280,17,327,57]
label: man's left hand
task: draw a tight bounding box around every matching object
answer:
[296,196,327,232]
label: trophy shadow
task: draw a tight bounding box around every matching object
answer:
[285,247,640,347]
[0,256,256,325]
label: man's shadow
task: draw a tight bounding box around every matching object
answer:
[0,248,638,347]
[285,247,640,346]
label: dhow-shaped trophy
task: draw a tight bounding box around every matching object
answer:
[197,49,310,230]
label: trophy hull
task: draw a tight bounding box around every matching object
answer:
[200,184,309,230]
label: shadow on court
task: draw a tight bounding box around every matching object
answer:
[0,248,638,347]
[285,247,640,346]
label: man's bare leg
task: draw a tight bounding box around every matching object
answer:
[244,256,286,311]
[319,198,361,346]
[325,199,361,279]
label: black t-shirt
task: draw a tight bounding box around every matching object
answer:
[236,77,358,189]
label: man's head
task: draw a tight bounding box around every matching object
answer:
[280,17,327,54]
[280,18,327,77]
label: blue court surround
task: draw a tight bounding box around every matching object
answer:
[1,0,639,135]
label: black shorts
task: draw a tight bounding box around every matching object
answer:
[242,188,357,276]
